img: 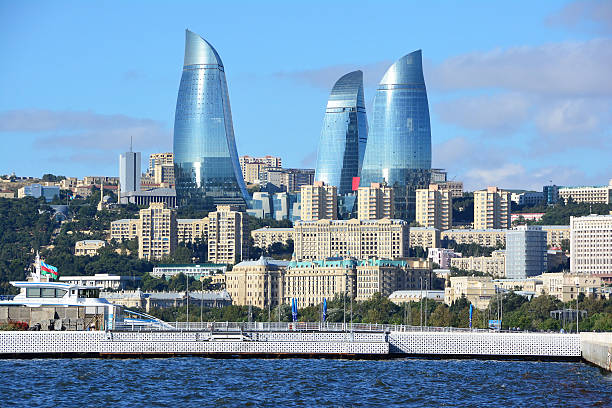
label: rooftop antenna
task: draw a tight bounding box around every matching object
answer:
[130,136,133,152]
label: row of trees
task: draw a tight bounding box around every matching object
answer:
[144,291,612,332]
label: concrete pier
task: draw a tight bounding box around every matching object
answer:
[580,333,612,372]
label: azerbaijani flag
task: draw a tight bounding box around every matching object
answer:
[41,261,59,280]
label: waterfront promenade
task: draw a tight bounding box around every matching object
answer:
[0,321,593,363]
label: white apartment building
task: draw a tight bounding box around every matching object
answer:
[474,186,511,230]
[416,184,452,230]
[357,183,394,220]
[299,181,337,221]
[570,214,612,274]
[293,218,409,261]
[74,240,106,256]
[139,202,177,260]
[559,180,612,205]
[208,205,249,265]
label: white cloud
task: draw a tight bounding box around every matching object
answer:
[428,39,612,97]
[534,98,611,136]
[547,0,612,34]
[434,93,531,133]
[0,109,171,151]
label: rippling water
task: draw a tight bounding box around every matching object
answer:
[0,358,610,407]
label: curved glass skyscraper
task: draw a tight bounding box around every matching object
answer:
[314,71,368,195]
[360,50,432,220]
[173,30,248,208]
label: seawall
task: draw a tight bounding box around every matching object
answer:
[580,333,612,372]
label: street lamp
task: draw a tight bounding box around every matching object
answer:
[574,277,580,333]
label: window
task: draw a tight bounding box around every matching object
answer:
[41,288,55,298]
[26,287,41,298]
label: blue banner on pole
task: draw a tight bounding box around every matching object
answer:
[469,304,473,329]
[322,298,327,322]
[292,298,298,322]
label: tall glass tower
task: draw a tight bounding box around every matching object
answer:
[173,30,249,208]
[360,50,432,221]
[314,71,368,195]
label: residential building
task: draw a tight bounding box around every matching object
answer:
[474,186,511,230]
[74,240,106,256]
[240,155,282,183]
[441,229,507,248]
[251,227,294,249]
[428,248,461,269]
[543,185,560,205]
[265,168,315,193]
[284,258,356,308]
[445,276,496,309]
[293,218,409,261]
[17,184,60,202]
[357,183,394,220]
[510,191,544,206]
[559,181,612,205]
[207,205,249,265]
[450,250,507,278]
[409,227,441,249]
[60,274,140,291]
[436,181,463,198]
[138,202,177,260]
[82,176,119,186]
[539,273,604,302]
[119,151,141,195]
[177,218,209,244]
[248,191,301,221]
[0,190,14,198]
[173,30,249,208]
[355,258,433,301]
[119,187,176,207]
[299,181,337,221]
[110,218,141,242]
[225,257,288,308]
[493,277,541,294]
[416,184,452,230]
[148,152,174,168]
[541,225,571,248]
[359,50,431,221]
[570,214,612,274]
[430,169,447,184]
[314,71,368,195]
[505,226,548,279]
[151,263,227,279]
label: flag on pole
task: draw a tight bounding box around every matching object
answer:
[291,298,298,322]
[40,261,59,280]
[322,298,327,322]
[469,304,473,329]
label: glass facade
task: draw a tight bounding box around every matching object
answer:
[173,30,249,208]
[360,50,432,220]
[314,71,368,195]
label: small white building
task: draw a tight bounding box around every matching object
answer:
[75,240,106,256]
[389,290,445,304]
[59,274,140,291]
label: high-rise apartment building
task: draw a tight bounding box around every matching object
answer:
[265,168,315,192]
[176,218,209,244]
[207,205,249,265]
[138,202,177,260]
[149,152,174,170]
[570,214,612,274]
[416,184,452,230]
[299,181,337,221]
[474,187,511,230]
[357,183,394,220]
[225,257,287,308]
[436,181,463,198]
[239,155,282,185]
[293,219,409,261]
[314,71,368,195]
[360,50,432,221]
[119,151,141,195]
[505,226,547,279]
[173,30,248,208]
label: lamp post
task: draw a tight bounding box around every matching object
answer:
[575,277,580,333]
[186,273,189,330]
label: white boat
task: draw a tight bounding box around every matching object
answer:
[0,253,123,330]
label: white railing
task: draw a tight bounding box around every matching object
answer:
[116,321,499,333]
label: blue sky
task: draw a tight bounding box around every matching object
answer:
[1,0,611,190]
